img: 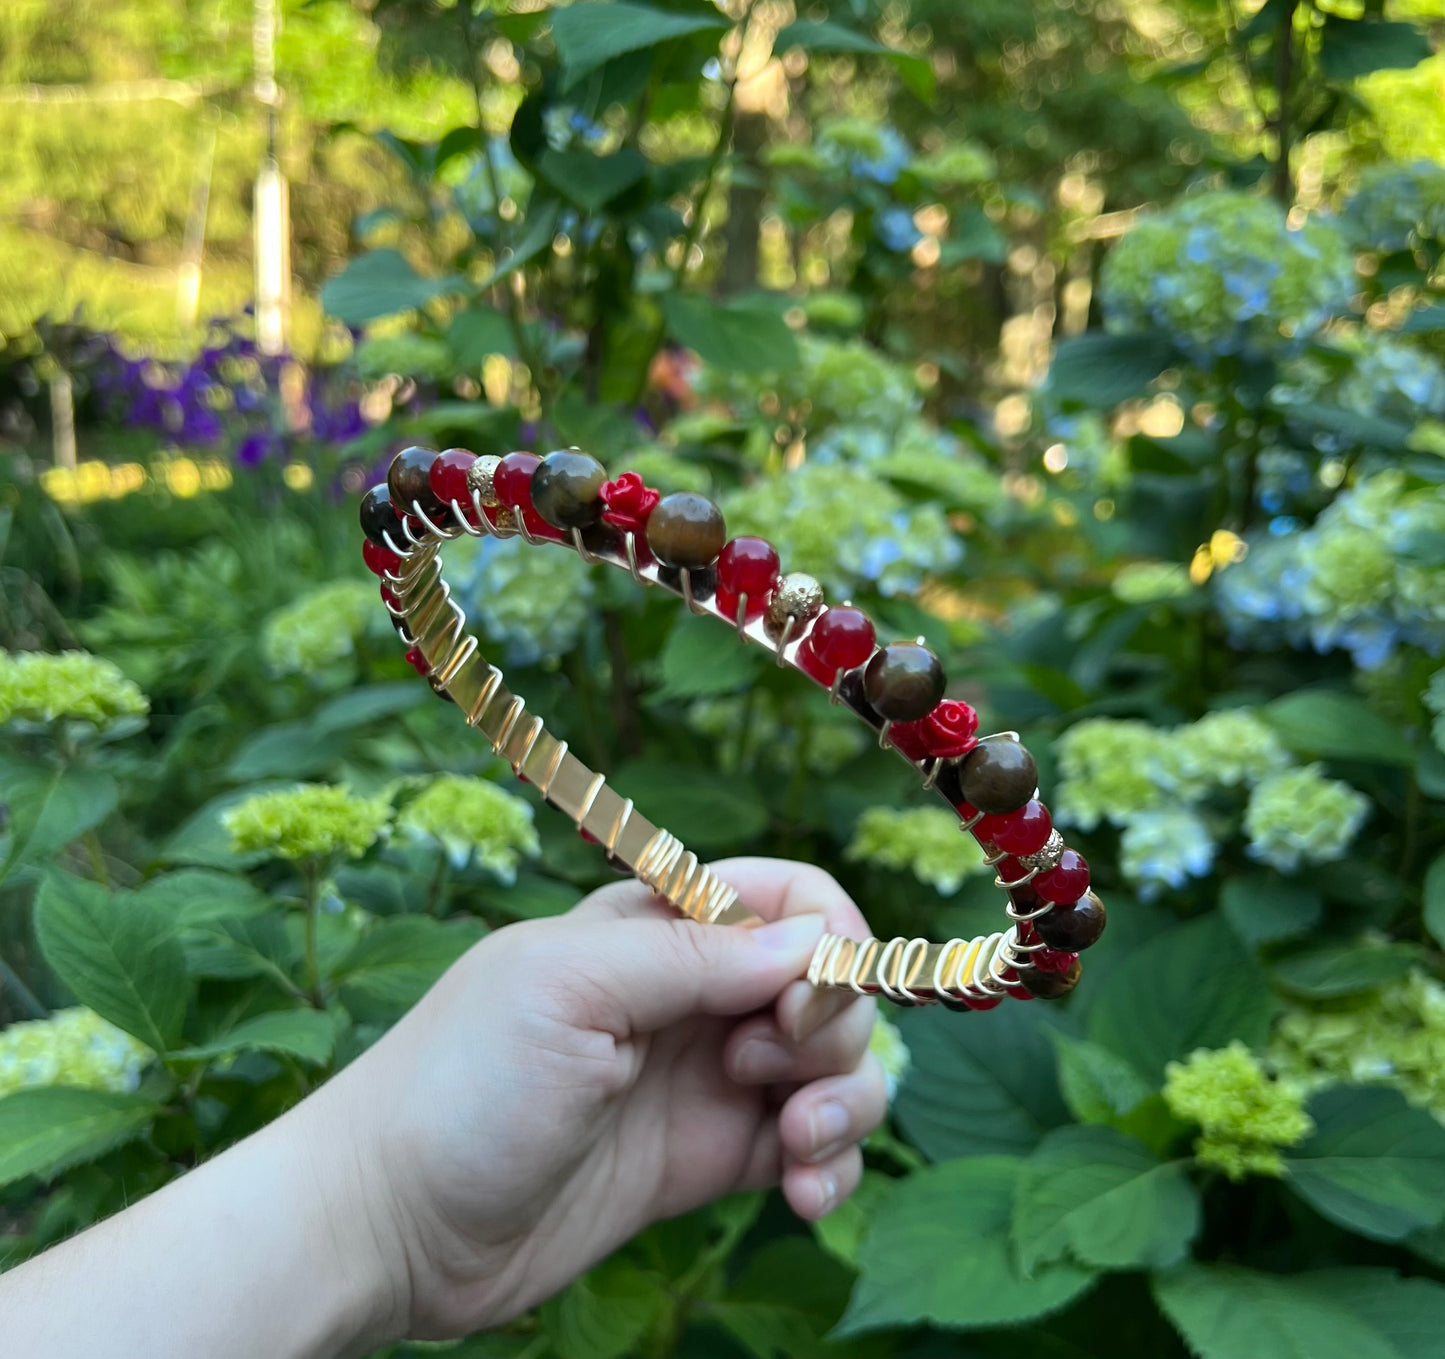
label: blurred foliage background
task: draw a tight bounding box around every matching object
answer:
[2,0,1445,1355]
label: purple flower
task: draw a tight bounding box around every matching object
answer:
[236,430,279,467]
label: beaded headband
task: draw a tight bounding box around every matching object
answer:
[360,446,1107,1010]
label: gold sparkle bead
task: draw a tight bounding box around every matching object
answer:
[765,572,825,638]
[468,454,503,507]
[1018,828,1065,872]
[491,505,519,532]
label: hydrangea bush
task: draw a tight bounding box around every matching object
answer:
[3,2,1445,1357]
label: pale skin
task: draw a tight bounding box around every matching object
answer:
[0,858,886,1358]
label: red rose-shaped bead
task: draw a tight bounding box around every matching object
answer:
[362,539,402,577]
[1035,849,1090,904]
[430,447,476,509]
[889,699,980,763]
[715,536,779,621]
[978,799,1053,856]
[598,470,661,535]
[404,646,430,676]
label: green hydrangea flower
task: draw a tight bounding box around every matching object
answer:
[397,774,539,879]
[723,462,960,599]
[1244,764,1369,872]
[458,536,593,668]
[845,806,988,896]
[1111,561,1194,605]
[262,581,377,676]
[1101,191,1353,359]
[1168,709,1291,797]
[869,1012,911,1101]
[1272,971,1445,1114]
[1299,525,1396,614]
[1054,718,1175,830]
[1425,670,1445,754]
[223,784,391,861]
[0,650,148,730]
[0,1007,152,1096]
[1164,1042,1313,1181]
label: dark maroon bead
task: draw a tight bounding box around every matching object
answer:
[387,446,445,521]
[1036,849,1090,904]
[1033,891,1107,952]
[978,800,1053,856]
[495,451,541,511]
[715,536,780,621]
[808,606,876,671]
[362,539,402,577]
[430,448,476,509]
[360,483,405,549]
[531,449,607,529]
[959,737,1038,815]
[1019,957,1082,999]
[863,643,946,722]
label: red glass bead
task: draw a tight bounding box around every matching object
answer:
[430,448,476,509]
[715,536,779,621]
[1033,946,1079,974]
[495,451,541,511]
[995,856,1031,886]
[362,539,402,577]
[978,799,1053,856]
[810,606,877,671]
[1035,849,1090,904]
[380,584,401,610]
[404,647,429,676]
[963,995,1002,1011]
[579,827,599,845]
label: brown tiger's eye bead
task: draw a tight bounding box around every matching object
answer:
[646,492,726,569]
[360,483,405,549]
[863,643,946,722]
[1033,891,1107,952]
[531,449,607,529]
[1019,957,1082,999]
[959,737,1038,815]
[387,446,445,520]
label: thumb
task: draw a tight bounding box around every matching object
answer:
[569,913,828,1034]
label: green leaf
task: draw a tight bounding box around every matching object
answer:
[1271,942,1421,999]
[1262,691,1414,766]
[536,148,648,213]
[1013,1126,1200,1272]
[447,306,516,368]
[1050,1031,1152,1125]
[1285,1086,1445,1242]
[662,294,800,375]
[813,1170,893,1268]
[321,249,460,325]
[773,18,933,101]
[712,1237,857,1359]
[611,760,770,852]
[1220,874,1323,947]
[1424,854,1445,950]
[312,681,427,735]
[1087,915,1275,1081]
[160,783,293,869]
[654,616,767,700]
[224,721,349,782]
[336,916,484,1008]
[1319,17,1432,81]
[130,868,270,929]
[550,3,727,89]
[170,1008,336,1066]
[0,764,117,885]
[540,1255,666,1359]
[836,1157,1095,1335]
[495,872,582,920]
[34,872,187,1052]
[183,913,294,986]
[0,1088,159,1190]
[484,199,561,288]
[893,1002,1070,1159]
[1045,332,1176,407]
[1154,1264,1445,1359]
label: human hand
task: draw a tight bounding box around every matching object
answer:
[319,856,886,1344]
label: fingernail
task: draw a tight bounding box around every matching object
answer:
[809,1099,850,1161]
[815,1172,838,1217]
[733,1037,792,1082]
[753,913,827,954]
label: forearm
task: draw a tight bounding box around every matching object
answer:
[0,1081,406,1359]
